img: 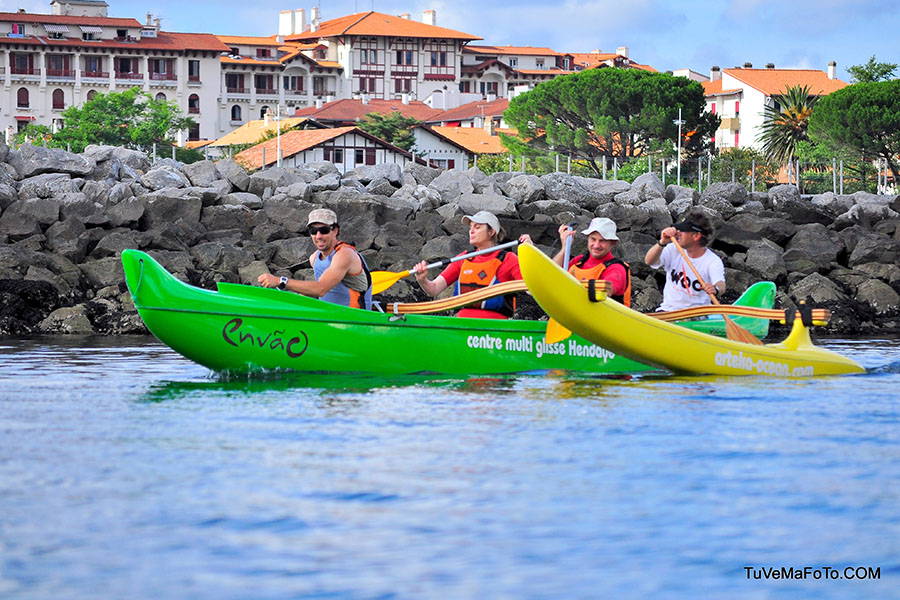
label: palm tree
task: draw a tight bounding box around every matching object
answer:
[757,84,818,165]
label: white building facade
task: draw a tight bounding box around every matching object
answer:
[0,1,227,142]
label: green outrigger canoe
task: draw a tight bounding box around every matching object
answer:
[122,249,775,376]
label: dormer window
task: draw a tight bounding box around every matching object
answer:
[116,29,127,39]
[256,48,271,58]
[10,23,26,36]
[508,57,518,68]
[230,47,240,56]
[536,58,545,69]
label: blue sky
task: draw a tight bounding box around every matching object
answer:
[4,0,897,80]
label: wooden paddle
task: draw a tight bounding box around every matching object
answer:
[370,240,520,295]
[670,238,763,345]
[544,229,574,344]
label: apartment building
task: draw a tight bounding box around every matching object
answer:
[0,0,227,141]
[460,45,574,99]
[281,9,481,109]
[700,62,847,150]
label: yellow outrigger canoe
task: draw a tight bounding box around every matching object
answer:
[518,244,865,377]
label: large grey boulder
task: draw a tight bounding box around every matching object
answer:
[847,232,900,267]
[215,158,251,191]
[575,177,631,208]
[308,173,341,193]
[346,163,403,186]
[744,240,787,281]
[403,162,441,186]
[140,166,189,191]
[81,257,125,289]
[503,174,545,204]
[365,177,398,197]
[17,173,80,200]
[221,192,264,209]
[201,205,255,233]
[108,196,146,228]
[700,182,748,207]
[784,223,843,271]
[810,191,854,217]
[91,230,152,258]
[182,160,220,187]
[630,172,666,202]
[518,199,582,222]
[7,144,95,178]
[856,279,900,314]
[833,203,900,231]
[39,305,94,334]
[139,194,202,230]
[111,147,151,172]
[5,197,60,226]
[664,184,699,204]
[0,182,17,210]
[727,213,797,246]
[45,219,89,262]
[457,192,517,217]
[789,272,847,304]
[429,170,476,203]
[248,167,301,197]
[57,192,109,226]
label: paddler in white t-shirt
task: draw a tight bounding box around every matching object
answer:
[644,209,725,311]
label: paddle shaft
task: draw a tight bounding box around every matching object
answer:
[409,239,520,276]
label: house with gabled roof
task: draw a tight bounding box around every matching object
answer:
[698,62,847,150]
[234,125,423,172]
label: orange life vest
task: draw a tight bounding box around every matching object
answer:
[568,255,632,307]
[454,250,516,317]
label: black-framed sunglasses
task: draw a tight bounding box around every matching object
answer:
[307,224,335,236]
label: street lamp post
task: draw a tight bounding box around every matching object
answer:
[275,105,283,168]
[673,107,685,186]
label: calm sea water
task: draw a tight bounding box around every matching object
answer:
[1,335,899,599]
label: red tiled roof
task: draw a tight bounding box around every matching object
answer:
[0,30,229,52]
[285,11,480,42]
[514,68,572,76]
[293,98,443,123]
[465,45,561,56]
[217,35,281,46]
[428,97,509,123]
[429,126,510,154]
[702,79,741,96]
[0,12,141,27]
[235,125,415,169]
[722,68,848,96]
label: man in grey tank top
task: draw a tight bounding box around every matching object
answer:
[257,208,373,309]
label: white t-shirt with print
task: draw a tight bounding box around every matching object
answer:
[649,244,726,311]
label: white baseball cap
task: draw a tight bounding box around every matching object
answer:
[462,210,502,234]
[581,217,619,240]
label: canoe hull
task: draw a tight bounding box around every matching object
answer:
[123,249,650,375]
[518,244,865,377]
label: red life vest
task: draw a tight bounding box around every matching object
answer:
[454,250,516,318]
[568,255,632,307]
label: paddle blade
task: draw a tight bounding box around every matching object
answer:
[545,318,572,344]
[370,270,406,295]
[724,315,764,345]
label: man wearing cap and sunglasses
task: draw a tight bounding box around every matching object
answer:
[644,208,724,311]
[520,217,631,306]
[413,210,524,319]
[257,208,373,310]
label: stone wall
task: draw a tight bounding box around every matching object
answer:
[1,141,899,337]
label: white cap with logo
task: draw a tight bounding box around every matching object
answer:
[462,210,502,234]
[581,217,619,240]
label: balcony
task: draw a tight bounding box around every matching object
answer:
[284,89,307,96]
[82,71,109,79]
[116,71,144,80]
[188,74,200,82]
[255,88,277,95]
[46,69,75,79]
[150,72,177,81]
[226,87,249,94]
[188,107,200,114]
[11,67,40,76]
[719,117,740,131]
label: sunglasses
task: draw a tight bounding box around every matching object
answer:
[307,224,335,236]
